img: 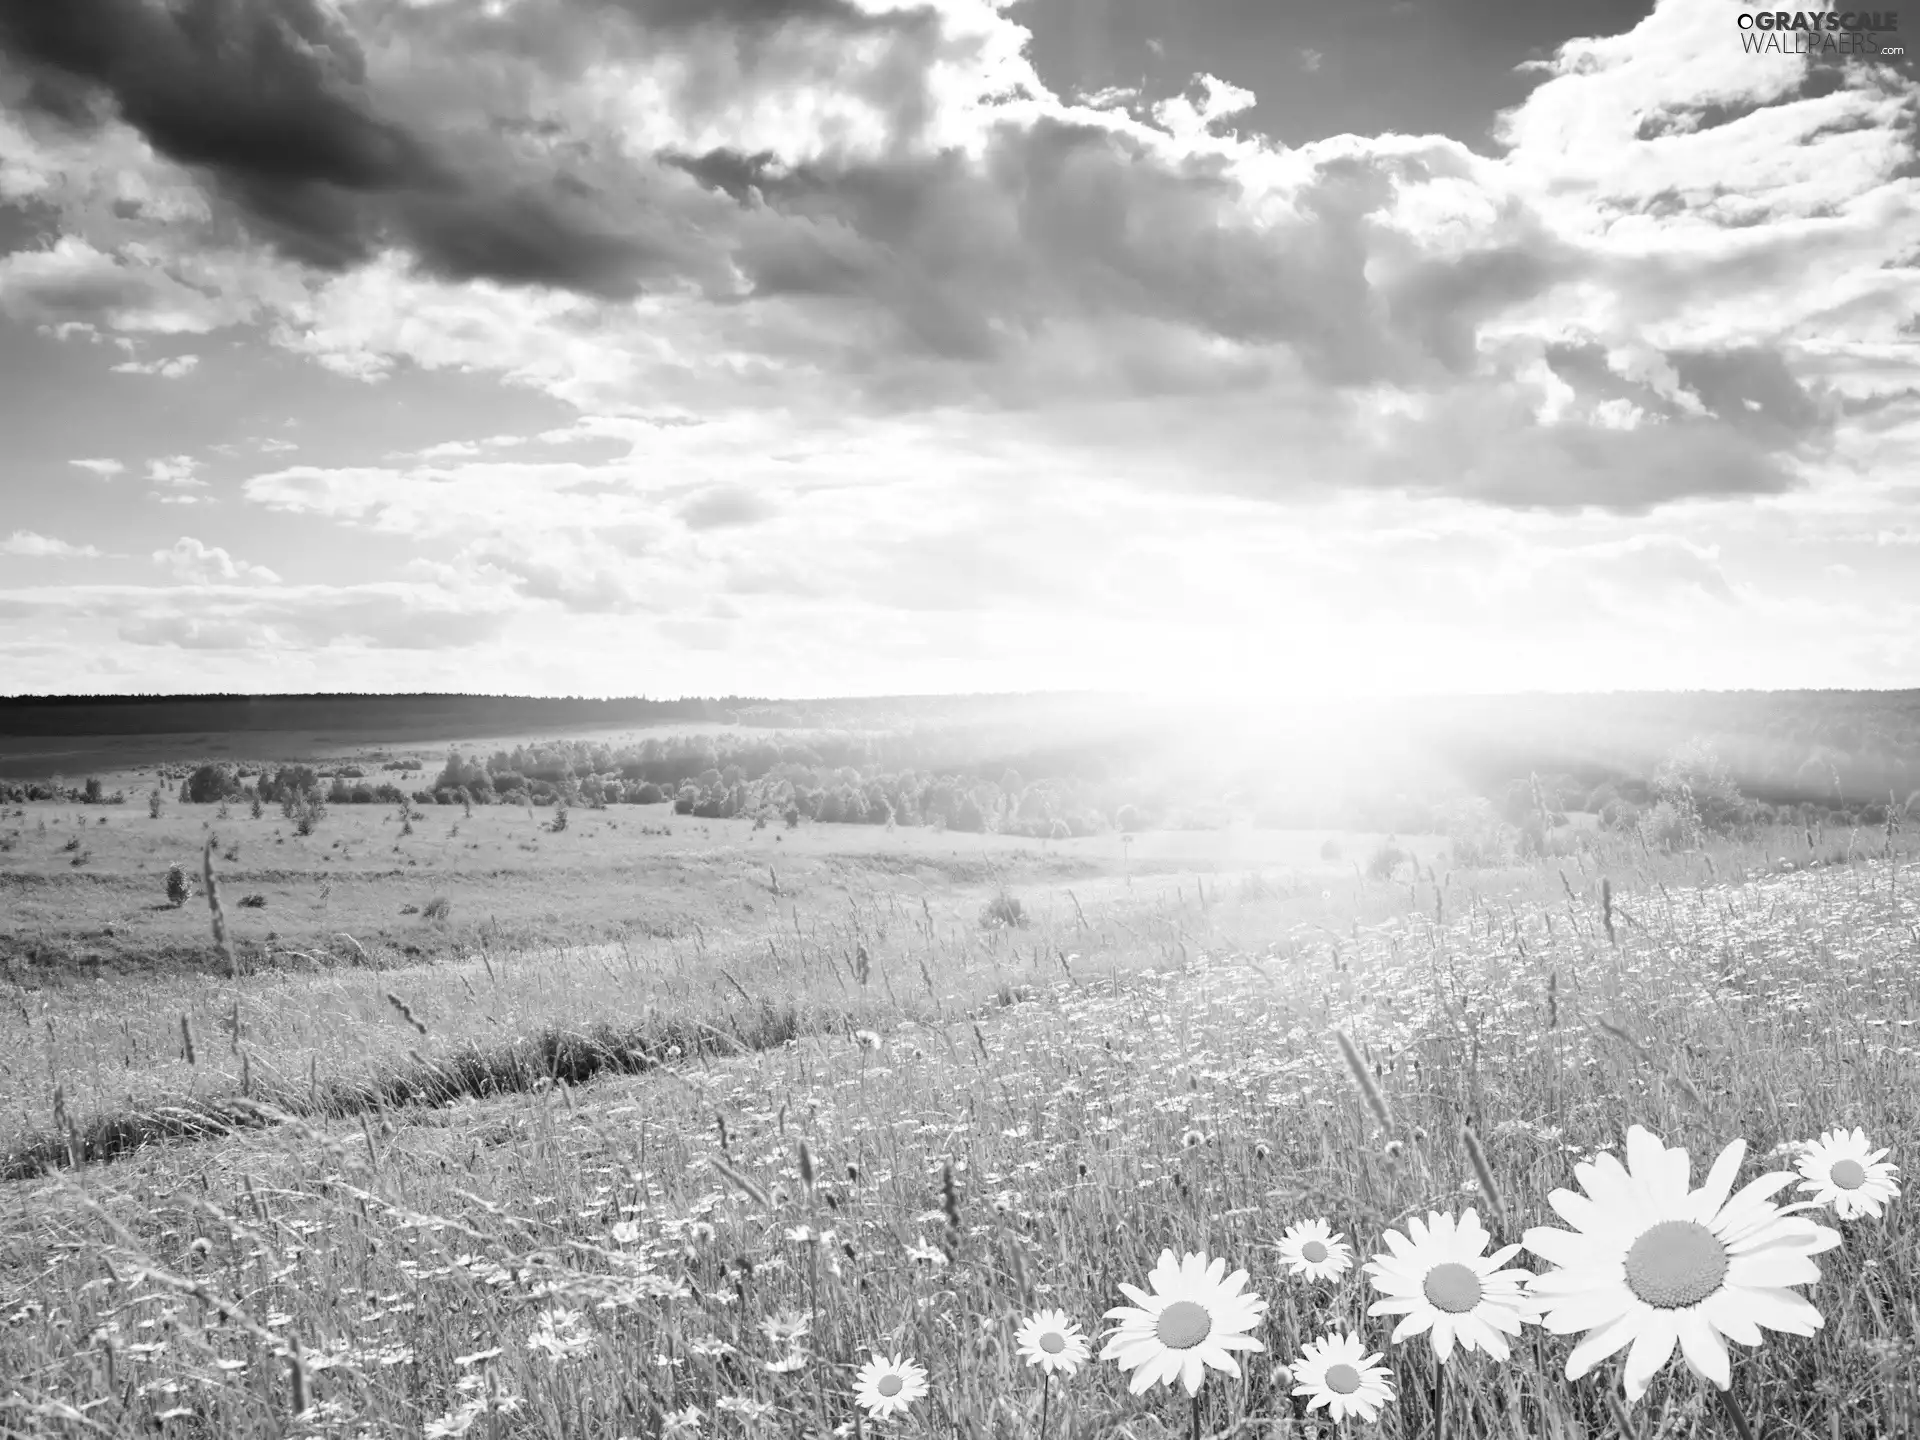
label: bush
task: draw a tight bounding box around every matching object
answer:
[164,863,192,907]
[184,763,242,804]
[421,895,451,922]
[980,889,1027,929]
[1365,840,1409,881]
[1319,837,1342,861]
[149,789,163,819]
[238,893,266,908]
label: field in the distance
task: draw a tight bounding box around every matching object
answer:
[0,795,1459,979]
[1,705,1916,1439]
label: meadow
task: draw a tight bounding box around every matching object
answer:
[1,802,1915,1439]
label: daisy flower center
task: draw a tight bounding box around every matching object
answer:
[1302,1241,1328,1263]
[1324,1362,1362,1394]
[1623,1219,1729,1308]
[1155,1300,1213,1350]
[1422,1261,1483,1314]
[1040,1333,1065,1354]
[878,1375,903,1397]
[1830,1159,1867,1190]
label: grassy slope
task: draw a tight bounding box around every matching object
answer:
[2,825,1915,1438]
[0,802,1457,978]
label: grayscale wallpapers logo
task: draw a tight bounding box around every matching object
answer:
[1734,10,1904,56]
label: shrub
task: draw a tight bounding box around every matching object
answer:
[980,889,1027,929]
[164,863,191,907]
[421,895,451,922]
[148,789,163,819]
[238,893,266,908]
[1365,840,1409,881]
[184,763,242,804]
[549,804,569,833]
[1319,837,1343,861]
[289,796,325,837]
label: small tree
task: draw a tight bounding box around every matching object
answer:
[83,777,103,804]
[148,788,163,820]
[249,790,264,820]
[164,862,191,907]
[550,802,569,833]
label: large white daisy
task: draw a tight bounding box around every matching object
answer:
[1363,1207,1538,1364]
[1289,1330,1395,1424]
[853,1353,929,1420]
[1101,1249,1268,1397]
[1522,1125,1842,1405]
[1795,1127,1901,1221]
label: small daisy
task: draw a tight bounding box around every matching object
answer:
[1290,1330,1395,1424]
[1363,1207,1538,1364]
[1015,1310,1092,1376]
[661,1405,702,1437]
[1795,1127,1901,1221]
[1101,1249,1267,1397]
[758,1309,812,1348]
[854,1353,929,1420]
[1276,1219,1354,1282]
[1523,1124,1841,1406]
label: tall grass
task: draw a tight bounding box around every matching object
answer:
[1,832,1915,1438]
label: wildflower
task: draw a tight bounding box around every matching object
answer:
[526,1308,593,1364]
[661,1405,702,1437]
[1795,1127,1901,1220]
[611,1221,641,1245]
[1275,1219,1353,1282]
[1015,1310,1091,1376]
[1523,1125,1841,1405]
[716,1396,775,1421]
[1363,1207,1537,1363]
[854,1353,929,1420]
[765,1350,807,1374]
[1181,1129,1205,1150]
[1101,1249,1267,1396]
[758,1309,812,1347]
[1290,1331,1395,1423]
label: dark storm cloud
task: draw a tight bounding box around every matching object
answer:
[0,0,703,297]
[1544,341,1835,451]
[711,125,1583,386]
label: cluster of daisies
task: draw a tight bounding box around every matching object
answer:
[847,1124,1898,1431]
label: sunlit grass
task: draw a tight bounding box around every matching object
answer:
[1,830,1916,1438]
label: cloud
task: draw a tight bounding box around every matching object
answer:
[2,530,104,558]
[68,457,123,477]
[679,483,776,530]
[146,455,206,487]
[0,0,1912,560]
[110,352,199,377]
[152,535,280,584]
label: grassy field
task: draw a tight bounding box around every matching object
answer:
[2,810,1915,1439]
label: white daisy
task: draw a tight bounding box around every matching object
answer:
[1276,1219,1354,1282]
[1015,1310,1091,1376]
[1523,1124,1841,1405]
[1795,1127,1901,1221]
[853,1353,928,1420]
[1100,1249,1267,1397]
[1289,1330,1395,1423]
[1363,1207,1538,1364]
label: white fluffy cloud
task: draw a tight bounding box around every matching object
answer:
[152,536,281,585]
[2,530,105,559]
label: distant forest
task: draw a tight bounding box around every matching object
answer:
[3,690,1918,854]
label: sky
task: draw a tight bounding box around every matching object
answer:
[0,0,1916,701]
